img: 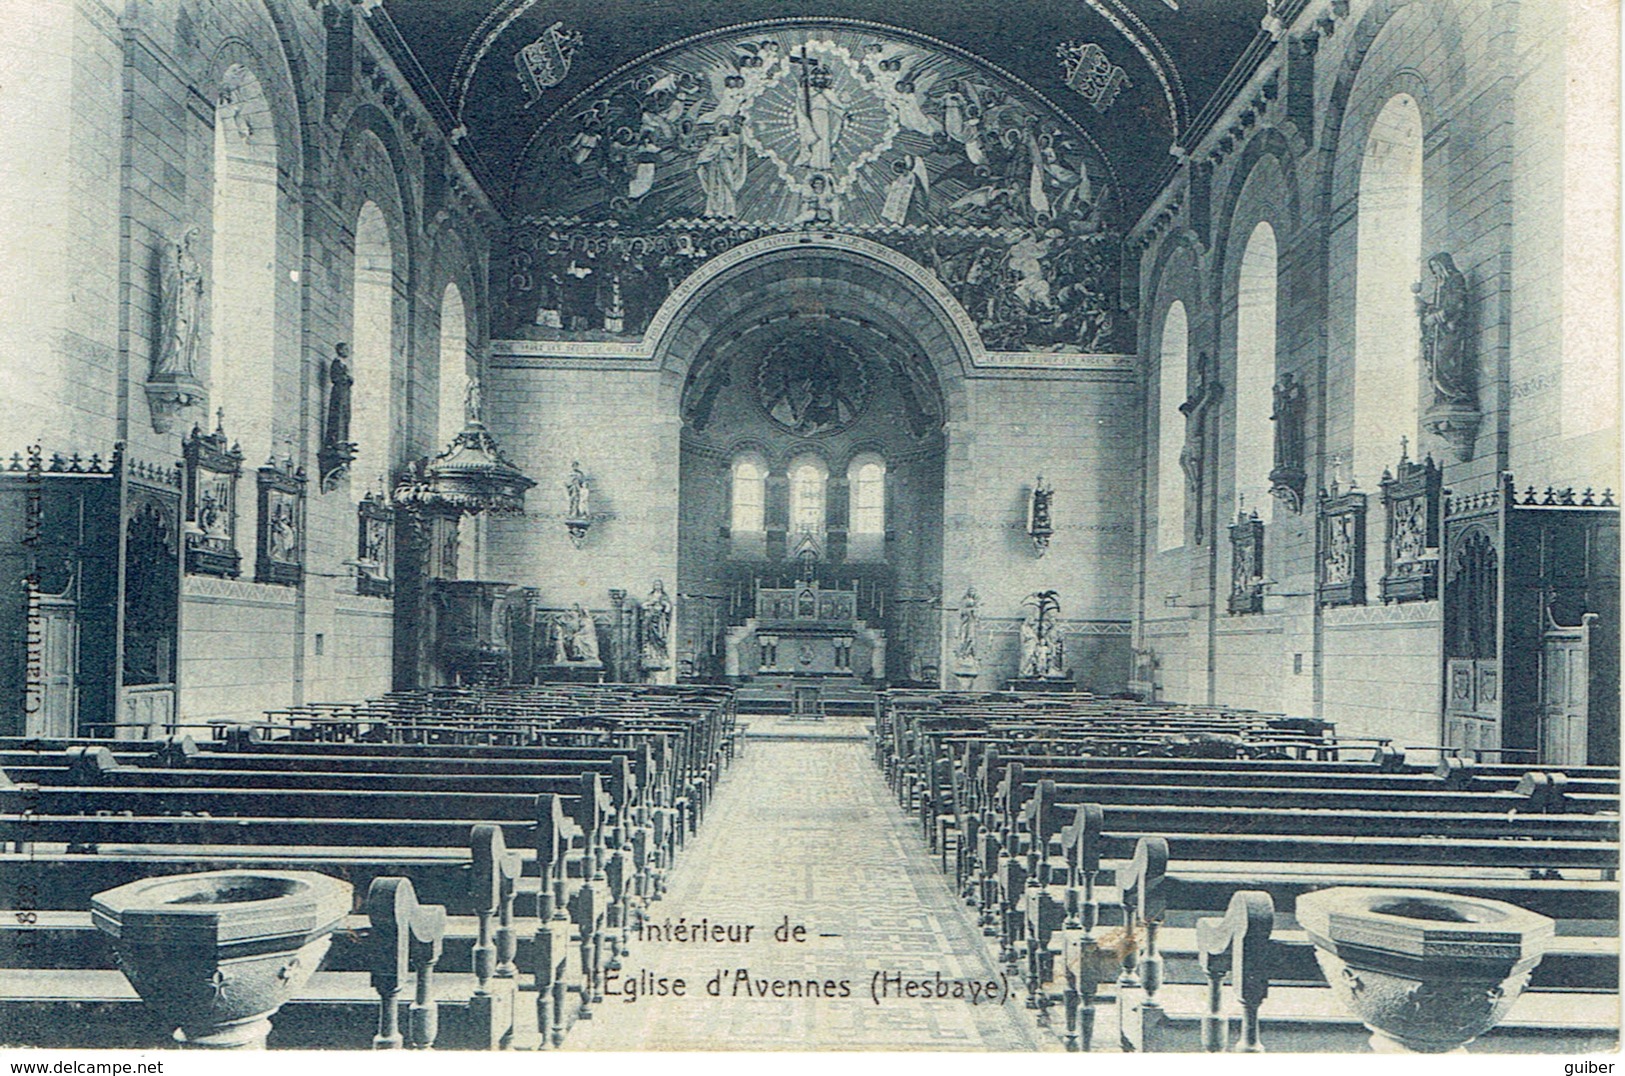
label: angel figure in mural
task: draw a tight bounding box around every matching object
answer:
[1007,221,1063,310]
[1415,252,1474,407]
[862,44,941,136]
[798,172,840,225]
[642,579,673,671]
[793,62,848,173]
[699,55,774,126]
[938,83,987,166]
[1037,133,1093,219]
[695,116,750,219]
[880,155,930,226]
[154,226,204,381]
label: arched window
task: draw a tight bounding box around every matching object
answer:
[352,200,393,498]
[1157,301,1189,551]
[211,63,277,570]
[438,282,469,448]
[788,456,828,538]
[847,454,886,562]
[1353,93,1423,490]
[1235,221,1278,523]
[731,454,766,533]
[849,455,886,535]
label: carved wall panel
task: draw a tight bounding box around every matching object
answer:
[356,491,394,597]
[1227,509,1265,615]
[1379,450,1441,604]
[256,457,306,586]
[1317,482,1366,607]
[182,418,244,578]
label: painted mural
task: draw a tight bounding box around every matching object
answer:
[502,26,1122,353]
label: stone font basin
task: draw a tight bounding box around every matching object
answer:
[92,870,353,1048]
[1296,886,1554,1053]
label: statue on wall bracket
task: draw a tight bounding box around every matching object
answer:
[146,226,207,433]
[1414,252,1480,462]
[1268,371,1307,513]
[1027,475,1055,556]
[565,461,592,547]
[318,343,357,493]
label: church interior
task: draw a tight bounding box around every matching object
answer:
[0,0,1619,1054]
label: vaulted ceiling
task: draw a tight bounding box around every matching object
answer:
[378,0,1265,220]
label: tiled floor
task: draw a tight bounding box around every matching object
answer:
[567,739,1048,1051]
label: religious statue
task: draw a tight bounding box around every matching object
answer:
[464,374,483,426]
[145,225,206,431]
[641,579,673,672]
[566,461,590,520]
[318,343,357,492]
[1415,252,1474,408]
[154,226,204,382]
[1268,371,1307,513]
[1179,352,1223,544]
[1028,475,1055,555]
[1414,252,1480,460]
[553,603,601,664]
[1018,590,1064,678]
[695,116,749,219]
[268,500,298,563]
[953,586,979,671]
[324,344,354,448]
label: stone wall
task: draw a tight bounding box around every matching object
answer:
[3,0,496,723]
[1131,0,1617,740]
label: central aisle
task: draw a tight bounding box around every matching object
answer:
[568,739,1048,1051]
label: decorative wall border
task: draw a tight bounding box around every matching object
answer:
[1323,600,1442,630]
[490,232,1137,375]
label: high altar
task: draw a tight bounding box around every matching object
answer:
[724,578,885,682]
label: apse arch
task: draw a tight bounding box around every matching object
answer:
[650,234,972,422]
[664,238,962,685]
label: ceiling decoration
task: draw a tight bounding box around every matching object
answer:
[380,1,1263,219]
[497,24,1124,354]
[754,331,871,437]
[680,316,945,440]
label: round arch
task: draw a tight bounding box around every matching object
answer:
[648,233,976,427]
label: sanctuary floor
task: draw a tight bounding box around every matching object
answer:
[567,737,1050,1051]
